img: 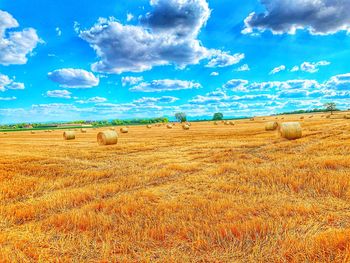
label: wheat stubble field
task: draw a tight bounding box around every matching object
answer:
[1,114,350,262]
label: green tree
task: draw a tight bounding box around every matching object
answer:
[213,112,223,121]
[175,112,187,123]
[324,102,337,115]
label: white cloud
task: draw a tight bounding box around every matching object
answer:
[0,96,16,101]
[78,0,243,74]
[121,76,144,86]
[56,27,62,36]
[133,96,179,104]
[270,65,286,75]
[242,0,350,35]
[206,51,244,68]
[223,79,249,91]
[46,90,72,99]
[76,96,108,104]
[235,64,250,72]
[48,68,99,88]
[290,66,299,72]
[130,79,201,92]
[0,73,25,92]
[0,10,41,65]
[126,13,134,22]
[210,72,219,76]
[300,61,330,73]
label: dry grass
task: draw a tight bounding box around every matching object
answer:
[1,112,350,262]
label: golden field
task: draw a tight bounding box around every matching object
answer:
[1,113,350,262]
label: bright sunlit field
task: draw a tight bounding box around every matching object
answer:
[1,113,350,262]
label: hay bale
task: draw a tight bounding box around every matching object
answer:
[344,115,350,119]
[300,116,304,120]
[279,122,302,140]
[250,118,255,121]
[326,115,331,119]
[63,131,75,140]
[309,115,313,119]
[224,121,229,125]
[166,124,173,129]
[182,124,190,130]
[120,127,128,133]
[109,127,116,131]
[97,131,118,145]
[81,128,87,133]
[31,131,35,134]
[214,121,218,125]
[186,122,191,126]
[229,121,235,125]
[147,125,152,128]
[265,121,278,131]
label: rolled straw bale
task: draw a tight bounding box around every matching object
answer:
[250,118,255,121]
[214,121,218,125]
[300,116,304,120]
[186,122,191,126]
[120,127,128,133]
[229,121,235,125]
[326,115,331,119]
[31,131,35,134]
[309,115,313,118]
[265,121,278,131]
[224,121,229,125]
[344,115,350,119]
[182,124,190,130]
[63,131,75,140]
[109,127,116,131]
[97,131,118,145]
[147,125,152,128]
[81,128,87,133]
[279,122,302,140]
[167,124,173,129]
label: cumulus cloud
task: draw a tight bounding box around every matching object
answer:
[0,73,25,92]
[210,72,219,76]
[78,0,242,74]
[242,0,350,35]
[300,61,330,73]
[206,51,244,68]
[0,10,41,65]
[130,79,201,92]
[46,90,72,99]
[270,65,286,75]
[126,13,134,22]
[48,68,99,88]
[223,79,249,91]
[235,64,250,72]
[121,76,144,86]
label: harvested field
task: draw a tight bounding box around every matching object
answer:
[1,113,350,262]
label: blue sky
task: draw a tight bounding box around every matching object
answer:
[1,0,350,124]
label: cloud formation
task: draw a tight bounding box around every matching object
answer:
[121,76,144,86]
[0,10,41,65]
[133,96,179,104]
[79,0,241,74]
[130,79,201,92]
[48,68,99,88]
[0,73,25,92]
[242,0,350,35]
[270,65,286,75]
[46,90,72,99]
[0,96,16,101]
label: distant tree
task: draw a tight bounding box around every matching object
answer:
[175,112,187,123]
[213,112,223,121]
[324,102,337,115]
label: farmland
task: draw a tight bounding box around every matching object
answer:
[1,113,350,262]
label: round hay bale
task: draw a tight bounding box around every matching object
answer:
[109,127,116,131]
[186,122,191,126]
[214,121,218,125]
[326,115,331,119]
[81,128,87,133]
[265,121,278,131]
[166,124,173,129]
[300,116,304,120]
[344,115,350,119]
[63,131,76,140]
[224,121,229,125]
[279,122,302,140]
[97,131,118,145]
[147,125,152,129]
[229,121,235,125]
[120,127,128,133]
[309,115,313,119]
[182,124,190,130]
[250,118,255,121]
[31,131,35,134]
